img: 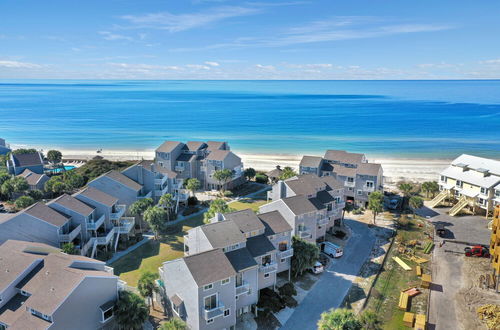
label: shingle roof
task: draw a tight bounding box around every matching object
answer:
[357,163,382,177]
[299,155,323,168]
[76,187,118,207]
[186,141,207,151]
[51,194,94,216]
[266,167,283,178]
[223,209,265,233]
[225,248,258,272]
[324,150,365,164]
[333,166,358,178]
[245,235,276,257]
[321,162,334,171]
[281,195,320,215]
[257,211,292,236]
[308,197,326,210]
[24,202,71,227]
[201,221,246,249]
[12,152,43,167]
[206,141,226,150]
[206,149,231,161]
[17,169,46,186]
[316,190,335,204]
[320,175,345,190]
[183,249,236,287]
[176,153,196,162]
[105,170,142,191]
[285,174,327,196]
[156,141,183,153]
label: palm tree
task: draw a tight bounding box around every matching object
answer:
[317,308,361,330]
[47,150,63,170]
[359,310,382,330]
[115,291,149,330]
[409,196,424,215]
[61,242,77,255]
[368,191,384,225]
[203,198,234,223]
[213,169,234,195]
[159,319,187,330]
[341,202,354,227]
[129,198,154,232]
[398,182,415,209]
[159,193,176,220]
[185,178,201,197]
[280,166,297,180]
[138,270,159,309]
[143,206,167,239]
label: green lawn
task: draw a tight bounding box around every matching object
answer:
[110,214,204,287]
[230,198,268,212]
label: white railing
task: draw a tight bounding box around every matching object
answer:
[317,217,329,226]
[204,302,225,320]
[175,166,184,172]
[96,227,116,245]
[87,214,105,231]
[81,237,96,256]
[363,186,375,192]
[344,181,355,187]
[110,205,126,221]
[116,217,135,234]
[137,191,152,200]
[104,266,114,274]
[117,280,127,291]
[155,176,168,186]
[298,229,311,239]
[59,224,82,242]
[259,262,278,273]
[278,248,294,259]
[236,282,250,295]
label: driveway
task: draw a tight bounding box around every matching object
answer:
[420,204,491,330]
[282,219,376,330]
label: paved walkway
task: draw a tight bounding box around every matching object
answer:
[282,219,376,330]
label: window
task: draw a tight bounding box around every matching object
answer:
[357,190,363,195]
[456,180,463,188]
[262,255,272,266]
[264,273,270,278]
[281,258,286,263]
[441,175,447,182]
[347,177,354,183]
[204,283,213,291]
[327,203,332,211]
[207,318,214,324]
[204,294,217,310]
[279,242,288,251]
[221,278,230,285]
[366,181,374,188]
[173,304,181,316]
[224,309,230,317]
[102,308,113,322]
[481,187,488,195]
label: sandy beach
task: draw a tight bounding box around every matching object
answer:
[57,148,450,185]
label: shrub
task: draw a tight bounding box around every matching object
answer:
[27,189,44,201]
[187,196,198,206]
[15,195,35,209]
[282,295,297,308]
[255,173,268,184]
[257,288,285,313]
[223,190,233,197]
[278,282,297,297]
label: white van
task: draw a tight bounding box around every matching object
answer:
[320,242,343,258]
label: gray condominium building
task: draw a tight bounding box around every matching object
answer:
[299,150,383,208]
[0,240,121,330]
[263,174,345,243]
[159,208,293,330]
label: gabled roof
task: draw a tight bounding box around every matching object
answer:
[333,166,357,178]
[183,249,236,287]
[156,141,183,153]
[206,149,232,161]
[245,235,276,257]
[223,209,265,233]
[451,154,500,176]
[225,248,258,272]
[76,187,118,207]
[257,211,292,236]
[206,141,226,151]
[11,152,43,167]
[321,162,334,171]
[441,165,500,188]
[324,150,365,165]
[186,141,207,151]
[176,153,196,162]
[18,169,46,186]
[281,195,321,215]
[266,167,283,178]
[285,174,327,196]
[357,163,382,177]
[24,202,71,227]
[50,194,94,216]
[320,175,344,190]
[299,155,323,168]
[104,170,142,191]
[316,190,335,204]
[200,220,246,249]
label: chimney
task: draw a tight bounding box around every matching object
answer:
[211,212,225,223]
[277,180,286,199]
[276,165,281,170]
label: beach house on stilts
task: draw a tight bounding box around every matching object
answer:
[430,154,500,218]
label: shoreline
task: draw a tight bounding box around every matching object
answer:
[55,148,450,184]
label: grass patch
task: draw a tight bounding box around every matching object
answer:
[230,198,268,212]
[110,214,204,286]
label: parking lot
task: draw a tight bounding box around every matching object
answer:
[418,204,492,330]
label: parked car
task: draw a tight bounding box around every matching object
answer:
[435,224,446,237]
[309,261,324,274]
[319,241,343,258]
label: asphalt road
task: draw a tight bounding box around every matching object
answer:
[419,205,491,330]
[282,219,376,330]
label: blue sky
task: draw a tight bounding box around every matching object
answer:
[1,0,500,79]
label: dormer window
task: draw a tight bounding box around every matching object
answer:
[480,187,488,195]
[456,180,463,188]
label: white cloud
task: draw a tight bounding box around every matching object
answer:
[286,63,333,69]
[205,61,220,67]
[99,31,133,41]
[255,64,275,70]
[479,58,500,65]
[186,64,211,70]
[120,6,260,32]
[0,60,43,69]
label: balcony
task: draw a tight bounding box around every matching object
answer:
[59,224,82,242]
[344,181,355,188]
[175,166,184,172]
[336,202,346,210]
[115,217,135,234]
[259,262,278,273]
[137,191,153,200]
[317,217,329,226]
[155,176,168,186]
[87,214,105,231]
[278,248,294,259]
[110,205,126,221]
[363,186,375,192]
[204,302,225,320]
[96,227,116,245]
[297,228,311,239]
[236,281,250,296]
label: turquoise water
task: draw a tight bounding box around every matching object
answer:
[47,166,76,174]
[0,80,499,158]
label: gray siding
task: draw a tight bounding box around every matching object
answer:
[0,213,61,246]
[88,176,138,208]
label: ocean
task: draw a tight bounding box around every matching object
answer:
[0,80,499,159]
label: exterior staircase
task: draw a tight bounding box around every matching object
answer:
[114,231,121,252]
[90,239,98,259]
[429,191,448,208]
[449,196,469,216]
